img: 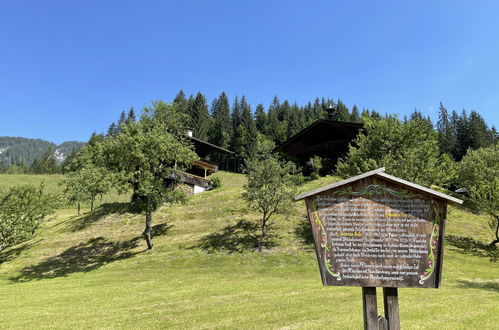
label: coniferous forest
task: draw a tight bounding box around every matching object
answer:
[106,91,497,171]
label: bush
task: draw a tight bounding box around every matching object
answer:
[210,176,222,189]
[0,184,59,251]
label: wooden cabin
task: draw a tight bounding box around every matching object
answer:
[174,131,234,194]
[274,119,363,174]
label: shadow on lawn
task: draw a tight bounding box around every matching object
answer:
[446,235,497,262]
[294,219,314,246]
[10,223,173,282]
[0,240,41,266]
[456,280,499,292]
[69,203,131,232]
[196,219,277,253]
[10,236,142,282]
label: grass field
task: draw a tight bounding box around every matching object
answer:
[0,172,497,329]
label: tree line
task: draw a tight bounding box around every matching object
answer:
[105,91,496,168]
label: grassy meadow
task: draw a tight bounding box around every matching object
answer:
[0,172,497,329]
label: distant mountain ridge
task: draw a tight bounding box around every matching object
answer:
[0,137,85,166]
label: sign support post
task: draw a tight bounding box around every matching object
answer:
[294,168,462,329]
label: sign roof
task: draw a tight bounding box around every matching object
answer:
[294,167,463,204]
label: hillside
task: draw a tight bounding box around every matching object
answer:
[0,137,84,166]
[0,172,497,329]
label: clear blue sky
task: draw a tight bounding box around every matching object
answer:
[1,1,498,144]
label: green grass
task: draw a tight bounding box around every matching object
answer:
[0,172,497,329]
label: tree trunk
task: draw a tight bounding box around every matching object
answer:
[100,194,103,206]
[259,215,268,251]
[143,211,154,249]
[77,202,80,215]
[490,216,499,246]
[90,198,94,212]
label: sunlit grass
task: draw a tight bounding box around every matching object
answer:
[0,172,497,329]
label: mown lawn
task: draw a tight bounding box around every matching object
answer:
[0,172,497,329]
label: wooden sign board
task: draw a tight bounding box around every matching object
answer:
[295,168,462,289]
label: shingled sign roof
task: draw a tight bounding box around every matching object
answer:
[295,167,463,204]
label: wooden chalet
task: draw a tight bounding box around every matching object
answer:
[274,118,363,174]
[174,131,234,194]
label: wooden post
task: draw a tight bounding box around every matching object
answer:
[362,287,379,330]
[383,287,400,330]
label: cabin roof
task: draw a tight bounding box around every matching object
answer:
[294,167,463,204]
[189,136,234,155]
[273,119,363,154]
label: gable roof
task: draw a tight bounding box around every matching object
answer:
[273,119,363,153]
[189,136,234,155]
[294,167,463,204]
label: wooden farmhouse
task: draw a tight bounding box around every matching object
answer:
[274,118,363,174]
[295,168,462,289]
[172,130,234,194]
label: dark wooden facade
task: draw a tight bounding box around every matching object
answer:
[181,136,234,192]
[274,119,363,174]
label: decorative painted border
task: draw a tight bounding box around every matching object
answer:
[311,206,341,280]
[419,201,440,284]
[314,184,438,285]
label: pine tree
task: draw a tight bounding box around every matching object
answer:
[333,99,350,121]
[209,92,232,148]
[436,102,457,157]
[288,103,305,136]
[266,99,280,143]
[312,98,323,120]
[126,107,136,125]
[468,110,492,150]
[107,122,118,137]
[351,105,361,123]
[456,109,471,161]
[240,96,258,160]
[173,90,190,118]
[118,111,127,128]
[191,92,211,140]
[255,104,267,134]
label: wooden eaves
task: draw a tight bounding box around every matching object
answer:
[294,167,463,205]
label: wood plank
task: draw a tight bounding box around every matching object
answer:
[362,287,379,330]
[383,287,400,330]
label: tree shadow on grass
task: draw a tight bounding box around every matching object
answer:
[455,280,499,292]
[0,240,41,266]
[69,203,131,232]
[446,235,497,262]
[294,219,314,247]
[10,236,143,282]
[195,219,277,253]
[151,223,174,237]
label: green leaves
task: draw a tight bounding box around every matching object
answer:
[336,116,456,187]
[0,184,58,251]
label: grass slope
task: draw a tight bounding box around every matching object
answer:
[0,172,497,329]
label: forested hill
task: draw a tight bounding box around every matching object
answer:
[0,137,84,166]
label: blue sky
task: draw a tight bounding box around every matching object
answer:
[1,1,498,144]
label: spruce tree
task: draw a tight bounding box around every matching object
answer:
[126,107,136,125]
[255,104,267,134]
[209,92,232,148]
[437,102,457,157]
[240,96,258,160]
[334,99,350,121]
[468,110,492,150]
[266,99,280,143]
[191,92,211,140]
[351,105,361,123]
